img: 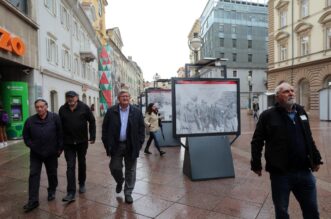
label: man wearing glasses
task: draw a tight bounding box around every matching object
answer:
[102,90,145,204]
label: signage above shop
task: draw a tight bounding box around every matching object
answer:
[0,27,26,56]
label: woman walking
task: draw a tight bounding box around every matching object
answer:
[144,103,165,156]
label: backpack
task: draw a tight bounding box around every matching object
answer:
[1,112,9,124]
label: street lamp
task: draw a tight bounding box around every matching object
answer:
[247,75,252,109]
[153,73,160,88]
[188,33,203,77]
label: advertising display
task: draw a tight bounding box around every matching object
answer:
[172,78,240,137]
[146,88,172,121]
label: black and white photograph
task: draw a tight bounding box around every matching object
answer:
[146,88,172,121]
[172,78,240,137]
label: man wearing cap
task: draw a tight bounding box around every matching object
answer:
[59,91,96,202]
[102,90,145,204]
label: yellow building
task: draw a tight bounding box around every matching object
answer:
[268,0,331,117]
[81,0,108,45]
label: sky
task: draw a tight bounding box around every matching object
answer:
[105,0,209,82]
[105,0,267,82]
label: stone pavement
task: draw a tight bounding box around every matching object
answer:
[0,110,331,218]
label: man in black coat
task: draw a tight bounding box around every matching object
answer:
[59,91,96,202]
[251,82,323,219]
[23,99,63,212]
[102,90,145,204]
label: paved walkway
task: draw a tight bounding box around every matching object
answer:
[0,110,331,218]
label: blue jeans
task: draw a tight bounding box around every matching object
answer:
[270,170,319,219]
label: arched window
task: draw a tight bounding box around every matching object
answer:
[323,75,331,87]
[82,93,87,103]
[298,79,310,110]
[50,90,58,113]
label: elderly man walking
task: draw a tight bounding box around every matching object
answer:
[102,90,145,204]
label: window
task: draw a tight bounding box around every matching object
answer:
[301,0,309,18]
[219,24,224,33]
[221,70,225,77]
[44,0,56,15]
[81,61,86,79]
[280,44,288,61]
[46,36,58,65]
[232,39,237,48]
[247,26,252,35]
[60,4,69,30]
[249,71,252,77]
[220,53,225,58]
[73,20,78,39]
[233,53,237,62]
[327,27,331,49]
[62,46,71,71]
[220,38,224,47]
[300,35,309,55]
[248,54,252,62]
[280,10,287,27]
[231,26,237,34]
[73,55,79,75]
[248,40,252,49]
[98,0,102,16]
[233,70,237,77]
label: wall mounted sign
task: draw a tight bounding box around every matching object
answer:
[0,27,26,56]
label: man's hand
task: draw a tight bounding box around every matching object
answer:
[312,164,320,172]
[89,140,95,144]
[253,170,262,176]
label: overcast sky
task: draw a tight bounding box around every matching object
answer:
[105,0,267,82]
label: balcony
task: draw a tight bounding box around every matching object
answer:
[80,43,97,63]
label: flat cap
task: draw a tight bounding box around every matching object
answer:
[65,91,78,97]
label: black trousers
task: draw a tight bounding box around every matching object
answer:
[64,142,88,195]
[28,152,58,202]
[109,142,137,195]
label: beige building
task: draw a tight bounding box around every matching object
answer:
[268,0,331,116]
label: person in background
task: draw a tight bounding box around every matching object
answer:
[0,105,8,148]
[59,91,96,203]
[144,103,166,156]
[102,90,145,204]
[251,82,323,219]
[252,99,260,121]
[22,99,63,212]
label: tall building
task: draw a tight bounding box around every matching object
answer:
[198,0,268,108]
[268,0,331,117]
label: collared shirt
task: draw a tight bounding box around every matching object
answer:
[119,105,130,141]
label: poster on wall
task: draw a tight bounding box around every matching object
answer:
[146,88,172,121]
[172,78,240,137]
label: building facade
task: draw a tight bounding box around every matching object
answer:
[103,28,143,107]
[268,0,331,117]
[198,0,268,108]
[36,0,100,115]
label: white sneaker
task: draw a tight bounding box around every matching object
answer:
[0,143,4,148]
[4,142,8,146]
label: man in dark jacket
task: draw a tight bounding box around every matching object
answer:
[102,90,145,204]
[59,91,96,202]
[251,82,323,219]
[22,99,63,212]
